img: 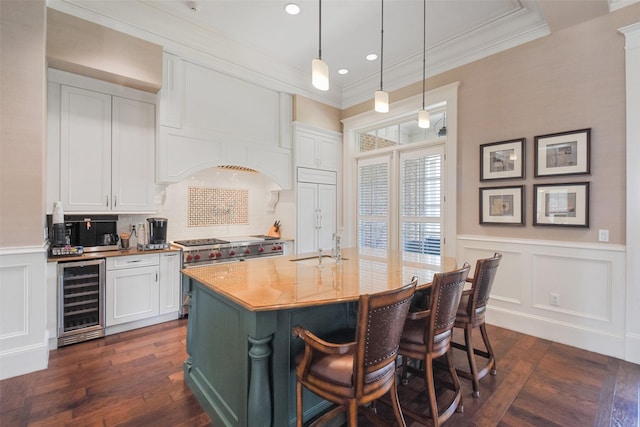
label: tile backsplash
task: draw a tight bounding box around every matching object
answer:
[188,186,249,226]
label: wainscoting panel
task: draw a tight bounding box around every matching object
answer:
[457,235,628,361]
[0,247,49,380]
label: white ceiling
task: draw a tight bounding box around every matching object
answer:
[47,0,616,108]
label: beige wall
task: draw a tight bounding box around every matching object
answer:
[344,4,640,245]
[0,0,47,248]
[47,9,163,93]
[293,95,342,133]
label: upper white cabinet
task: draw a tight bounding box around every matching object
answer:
[157,53,292,189]
[49,70,157,214]
[295,128,340,172]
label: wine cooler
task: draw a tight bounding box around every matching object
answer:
[58,259,105,347]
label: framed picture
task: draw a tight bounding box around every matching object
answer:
[533,182,589,227]
[480,138,526,181]
[479,185,525,225]
[534,128,590,177]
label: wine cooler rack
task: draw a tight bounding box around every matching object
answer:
[58,259,105,346]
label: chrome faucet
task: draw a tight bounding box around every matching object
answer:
[333,232,342,263]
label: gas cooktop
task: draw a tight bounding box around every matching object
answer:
[173,238,229,247]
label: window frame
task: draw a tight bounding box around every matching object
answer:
[341,82,459,258]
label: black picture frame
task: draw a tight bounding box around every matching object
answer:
[534,128,591,177]
[480,138,526,181]
[533,182,590,227]
[479,185,525,225]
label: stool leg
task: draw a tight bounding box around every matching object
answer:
[464,324,480,397]
[480,323,497,375]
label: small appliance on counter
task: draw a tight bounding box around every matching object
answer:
[137,217,170,250]
[47,214,119,255]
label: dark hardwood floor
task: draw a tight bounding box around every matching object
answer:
[1,319,638,426]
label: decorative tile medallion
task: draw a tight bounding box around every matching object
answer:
[188,187,249,226]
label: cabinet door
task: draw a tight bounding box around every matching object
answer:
[295,130,318,169]
[111,97,156,212]
[317,184,337,251]
[317,135,338,171]
[296,182,319,254]
[60,85,112,212]
[159,252,181,315]
[106,265,159,326]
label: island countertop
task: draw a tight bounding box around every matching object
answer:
[181,247,457,312]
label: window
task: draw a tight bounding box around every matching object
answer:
[356,119,445,255]
[357,156,390,252]
[401,148,443,255]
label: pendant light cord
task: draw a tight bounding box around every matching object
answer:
[318,0,322,60]
[379,0,384,91]
[422,0,426,110]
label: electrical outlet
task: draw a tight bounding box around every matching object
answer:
[598,229,609,242]
[550,293,560,306]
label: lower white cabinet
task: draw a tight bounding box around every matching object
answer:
[105,252,181,329]
[106,254,160,326]
[159,252,181,315]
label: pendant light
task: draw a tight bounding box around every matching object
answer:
[418,0,430,128]
[312,0,329,91]
[374,0,389,113]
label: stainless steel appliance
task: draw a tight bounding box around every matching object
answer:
[48,215,119,253]
[57,259,105,346]
[172,236,286,317]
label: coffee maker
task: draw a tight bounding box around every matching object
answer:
[139,217,169,250]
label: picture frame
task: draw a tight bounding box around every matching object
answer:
[479,185,525,225]
[480,138,526,181]
[534,128,590,177]
[533,182,590,227]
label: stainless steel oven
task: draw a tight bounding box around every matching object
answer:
[57,258,105,346]
[173,236,287,317]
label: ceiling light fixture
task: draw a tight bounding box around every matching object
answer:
[338,68,349,75]
[285,3,300,15]
[312,0,329,91]
[418,0,430,128]
[374,0,388,113]
[366,53,378,61]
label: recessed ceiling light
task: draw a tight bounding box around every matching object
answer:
[285,3,300,15]
[338,69,349,75]
[366,53,378,61]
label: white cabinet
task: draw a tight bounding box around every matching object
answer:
[159,252,181,315]
[53,77,156,213]
[296,168,337,254]
[295,129,340,172]
[106,254,160,326]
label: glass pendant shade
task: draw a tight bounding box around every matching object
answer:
[374,90,389,113]
[418,108,430,128]
[312,58,329,91]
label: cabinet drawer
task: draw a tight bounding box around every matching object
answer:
[106,254,159,270]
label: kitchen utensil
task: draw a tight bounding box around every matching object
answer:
[267,220,281,238]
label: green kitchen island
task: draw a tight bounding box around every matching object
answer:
[181,247,455,427]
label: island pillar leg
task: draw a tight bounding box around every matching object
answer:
[248,335,272,427]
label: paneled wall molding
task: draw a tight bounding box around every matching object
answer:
[457,234,626,252]
[457,235,629,362]
[0,249,49,380]
[620,21,640,364]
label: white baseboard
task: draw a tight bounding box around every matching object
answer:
[0,342,49,380]
[105,312,179,335]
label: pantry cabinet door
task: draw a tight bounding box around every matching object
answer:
[60,85,112,212]
[111,96,156,212]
